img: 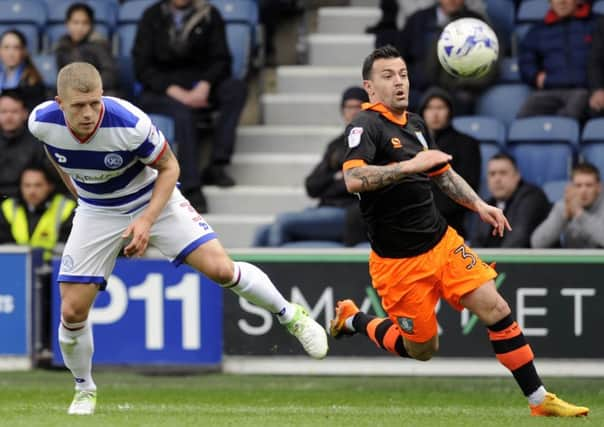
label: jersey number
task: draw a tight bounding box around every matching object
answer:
[454,244,477,270]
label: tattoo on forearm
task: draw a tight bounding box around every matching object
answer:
[434,169,480,209]
[151,147,173,169]
[346,163,407,191]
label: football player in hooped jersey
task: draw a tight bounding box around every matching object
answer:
[28,62,328,415]
[330,46,588,417]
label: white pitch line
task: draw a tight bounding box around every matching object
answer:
[223,357,604,377]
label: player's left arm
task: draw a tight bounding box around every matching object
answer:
[122,143,180,257]
[433,167,511,237]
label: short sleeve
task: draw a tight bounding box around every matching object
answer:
[342,114,378,170]
[130,113,167,165]
[27,101,54,141]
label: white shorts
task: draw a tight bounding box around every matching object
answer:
[58,189,216,290]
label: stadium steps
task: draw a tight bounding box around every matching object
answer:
[276,66,362,94]
[261,93,341,125]
[203,214,274,248]
[236,125,341,154]
[225,153,321,186]
[317,7,381,34]
[308,34,375,66]
[204,186,314,215]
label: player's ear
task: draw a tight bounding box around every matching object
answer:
[54,95,63,110]
[363,80,373,97]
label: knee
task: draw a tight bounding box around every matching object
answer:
[61,301,89,323]
[405,340,439,361]
[208,259,236,285]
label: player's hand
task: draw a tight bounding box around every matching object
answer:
[122,216,153,258]
[408,150,452,174]
[536,71,546,89]
[476,201,512,237]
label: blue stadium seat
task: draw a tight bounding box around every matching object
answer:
[542,180,567,203]
[211,0,258,26]
[515,0,548,44]
[582,118,604,144]
[508,116,579,186]
[149,114,175,143]
[580,144,604,175]
[31,53,57,88]
[0,0,47,27]
[117,0,155,24]
[594,0,604,15]
[452,116,506,147]
[117,55,138,101]
[225,24,251,79]
[485,0,515,53]
[115,24,136,57]
[498,56,520,83]
[452,115,507,198]
[0,23,40,53]
[476,84,531,127]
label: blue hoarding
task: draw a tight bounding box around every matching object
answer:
[0,250,31,356]
[52,258,222,365]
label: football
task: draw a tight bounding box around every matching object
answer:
[437,17,499,79]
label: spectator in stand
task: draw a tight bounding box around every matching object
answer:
[517,0,597,121]
[531,162,604,248]
[134,0,248,213]
[588,15,604,117]
[54,3,120,96]
[253,87,369,247]
[0,163,75,262]
[0,90,47,198]
[475,153,550,247]
[0,29,45,111]
[419,87,480,238]
[379,0,495,113]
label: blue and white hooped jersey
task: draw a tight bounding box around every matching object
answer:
[28,96,167,214]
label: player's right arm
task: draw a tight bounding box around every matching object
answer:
[44,146,78,199]
[344,150,452,193]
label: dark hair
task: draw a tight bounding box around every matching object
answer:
[489,152,518,170]
[66,3,94,22]
[20,163,54,185]
[362,45,402,80]
[0,29,43,86]
[0,89,26,107]
[572,162,600,182]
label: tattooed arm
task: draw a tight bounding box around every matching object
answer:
[344,150,452,193]
[122,143,180,257]
[433,168,512,237]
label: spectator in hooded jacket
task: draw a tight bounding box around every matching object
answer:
[54,3,119,96]
[419,87,481,238]
[518,0,597,121]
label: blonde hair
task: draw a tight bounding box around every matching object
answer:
[57,62,102,98]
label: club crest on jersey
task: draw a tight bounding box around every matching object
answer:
[104,153,124,169]
[397,317,414,334]
[348,127,363,148]
[390,137,402,149]
[414,131,429,150]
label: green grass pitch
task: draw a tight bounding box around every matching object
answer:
[0,370,602,426]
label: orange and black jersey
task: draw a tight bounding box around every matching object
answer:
[342,102,449,258]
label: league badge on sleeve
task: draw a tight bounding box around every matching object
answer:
[348,127,364,148]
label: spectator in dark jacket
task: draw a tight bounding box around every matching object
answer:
[419,87,481,238]
[476,153,550,247]
[54,3,119,96]
[133,0,248,213]
[385,0,495,113]
[517,0,596,121]
[0,30,45,111]
[253,87,369,247]
[0,91,47,198]
[588,15,604,117]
